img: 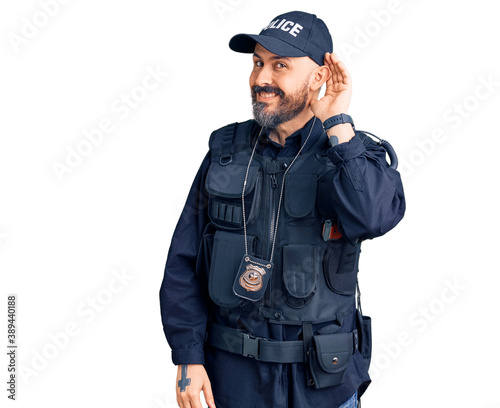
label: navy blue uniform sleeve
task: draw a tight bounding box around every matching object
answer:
[159,152,211,365]
[326,133,406,244]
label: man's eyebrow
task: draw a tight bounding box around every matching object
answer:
[253,52,291,62]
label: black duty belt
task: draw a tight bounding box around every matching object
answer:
[206,323,306,363]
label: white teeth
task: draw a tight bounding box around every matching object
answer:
[260,92,276,98]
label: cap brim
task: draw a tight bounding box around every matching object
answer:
[229,33,308,58]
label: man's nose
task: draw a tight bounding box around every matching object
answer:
[254,65,273,86]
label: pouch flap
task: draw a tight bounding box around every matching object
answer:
[284,174,317,218]
[206,163,260,198]
[283,244,318,298]
[312,332,353,374]
[327,270,357,296]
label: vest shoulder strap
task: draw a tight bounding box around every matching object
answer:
[355,130,377,149]
[355,129,399,170]
[209,120,254,164]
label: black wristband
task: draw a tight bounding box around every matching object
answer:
[322,113,355,133]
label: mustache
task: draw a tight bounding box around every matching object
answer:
[251,85,285,98]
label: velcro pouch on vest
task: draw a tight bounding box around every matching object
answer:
[233,255,273,302]
[284,174,317,219]
[206,163,262,229]
[308,331,355,389]
[209,230,257,308]
[323,239,361,296]
[282,244,318,308]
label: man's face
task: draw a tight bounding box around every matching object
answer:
[250,43,317,129]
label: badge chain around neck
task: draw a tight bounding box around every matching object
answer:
[241,116,317,263]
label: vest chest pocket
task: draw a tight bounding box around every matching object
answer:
[282,244,319,308]
[323,239,361,296]
[284,174,317,219]
[206,162,262,230]
[208,230,257,309]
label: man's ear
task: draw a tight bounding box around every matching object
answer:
[310,65,331,92]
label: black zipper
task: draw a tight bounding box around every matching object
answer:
[264,171,279,308]
[269,173,279,256]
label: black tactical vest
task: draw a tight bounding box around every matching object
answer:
[203,120,362,328]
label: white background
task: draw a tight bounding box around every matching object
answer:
[1,0,499,407]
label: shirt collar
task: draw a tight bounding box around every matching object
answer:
[253,116,324,156]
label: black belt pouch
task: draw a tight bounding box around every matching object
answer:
[308,331,354,389]
[356,309,372,369]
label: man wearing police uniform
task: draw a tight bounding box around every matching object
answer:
[159,10,405,408]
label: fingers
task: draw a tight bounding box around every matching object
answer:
[190,395,203,408]
[203,377,216,408]
[176,386,192,408]
[332,53,351,85]
[325,52,339,85]
[176,393,190,408]
[177,390,201,408]
[324,52,351,86]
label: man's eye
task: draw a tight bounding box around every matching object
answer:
[254,61,263,67]
[275,62,287,69]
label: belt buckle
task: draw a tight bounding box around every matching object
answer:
[242,333,260,359]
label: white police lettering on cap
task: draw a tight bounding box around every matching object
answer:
[263,19,303,37]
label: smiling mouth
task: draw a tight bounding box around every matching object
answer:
[257,91,278,101]
[252,85,284,103]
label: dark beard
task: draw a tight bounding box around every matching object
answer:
[251,82,309,129]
